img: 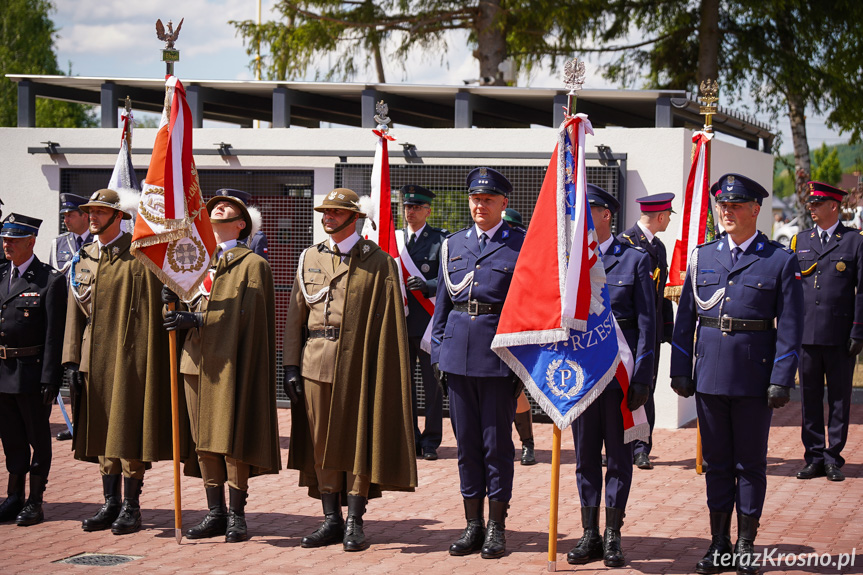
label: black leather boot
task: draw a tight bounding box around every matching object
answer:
[111,477,143,535]
[481,499,508,559]
[302,492,344,547]
[0,474,26,522]
[449,498,485,556]
[696,512,734,574]
[82,474,122,531]
[514,411,536,465]
[603,506,626,567]
[734,514,760,575]
[343,495,368,552]
[186,485,228,539]
[225,487,249,543]
[567,506,604,564]
[16,475,47,526]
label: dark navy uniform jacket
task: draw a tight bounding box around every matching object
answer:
[670,232,804,396]
[0,258,67,394]
[403,225,446,339]
[49,231,92,276]
[431,222,524,377]
[242,230,269,261]
[603,237,656,387]
[792,223,863,346]
[619,224,674,342]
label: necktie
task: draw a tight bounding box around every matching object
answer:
[821,231,829,247]
[408,232,416,249]
[731,246,742,266]
[479,233,488,254]
[76,236,83,251]
[332,244,341,271]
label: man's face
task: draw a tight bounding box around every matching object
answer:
[590,205,611,237]
[470,193,507,230]
[3,235,36,266]
[210,201,246,240]
[657,211,672,233]
[87,206,120,236]
[403,203,430,228]
[807,199,837,226]
[63,210,89,235]
[321,208,355,234]
[718,201,760,236]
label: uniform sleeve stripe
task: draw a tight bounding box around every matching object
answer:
[636,350,654,363]
[774,351,798,363]
[672,341,688,356]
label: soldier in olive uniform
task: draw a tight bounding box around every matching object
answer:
[0,215,67,526]
[215,189,269,261]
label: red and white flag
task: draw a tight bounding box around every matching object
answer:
[666,131,713,298]
[131,76,217,299]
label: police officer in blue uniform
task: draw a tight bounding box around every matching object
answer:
[0,214,67,526]
[49,194,93,277]
[792,181,863,483]
[215,189,269,261]
[567,185,653,568]
[619,192,675,470]
[670,173,803,575]
[431,167,524,560]
[400,184,447,461]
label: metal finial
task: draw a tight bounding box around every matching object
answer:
[563,59,586,95]
[374,100,391,133]
[156,18,183,74]
[698,79,719,125]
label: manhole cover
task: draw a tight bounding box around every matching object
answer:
[56,553,140,566]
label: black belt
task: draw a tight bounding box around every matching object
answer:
[453,301,504,316]
[0,345,43,360]
[615,317,636,330]
[307,326,340,340]
[698,315,773,332]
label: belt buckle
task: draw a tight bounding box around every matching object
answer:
[719,315,733,332]
[467,300,479,316]
[0,346,6,360]
[324,326,338,341]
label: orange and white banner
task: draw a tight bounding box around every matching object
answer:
[131,76,217,299]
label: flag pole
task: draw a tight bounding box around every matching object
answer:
[695,79,718,476]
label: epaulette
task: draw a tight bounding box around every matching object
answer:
[767,239,793,254]
[621,233,635,246]
[700,238,721,248]
[630,244,645,252]
[447,226,471,239]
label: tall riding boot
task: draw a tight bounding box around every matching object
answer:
[514,410,536,465]
[567,506,604,564]
[481,499,508,559]
[734,514,760,575]
[82,475,121,531]
[16,475,47,526]
[343,495,369,552]
[603,507,626,567]
[696,512,734,574]
[111,477,143,535]
[186,485,228,539]
[0,474,26,522]
[449,498,485,556]
[225,487,249,543]
[302,493,344,548]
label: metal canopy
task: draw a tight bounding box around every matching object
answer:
[7,74,774,149]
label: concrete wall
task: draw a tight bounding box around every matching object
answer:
[0,125,773,428]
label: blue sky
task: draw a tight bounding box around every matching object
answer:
[50,0,848,155]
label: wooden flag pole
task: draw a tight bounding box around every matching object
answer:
[168,301,183,544]
[548,424,562,571]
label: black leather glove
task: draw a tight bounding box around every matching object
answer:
[40,384,60,406]
[848,338,863,357]
[670,376,696,398]
[65,364,82,397]
[283,365,303,404]
[433,363,448,398]
[627,382,650,411]
[405,275,429,295]
[163,311,202,331]
[161,285,180,305]
[766,384,791,409]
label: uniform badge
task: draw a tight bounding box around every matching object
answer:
[8,215,14,223]
[502,230,510,239]
[614,245,621,254]
[725,175,735,190]
[479,167,488,177]
[836,261,846,272]
[362,245,370,254]
[112,246,119,255]
[716,242,724,251]
[756,242,764,251]
[23,310,29,317]
[327,190,337,200]
[421,264,430,273]
[226,252,234,262]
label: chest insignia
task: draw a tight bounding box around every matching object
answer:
[421,264,430,273]
[837,261,846,272]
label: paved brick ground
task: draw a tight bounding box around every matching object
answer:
[0,401,860,574]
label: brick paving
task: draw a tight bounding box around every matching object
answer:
[0,401,860,574]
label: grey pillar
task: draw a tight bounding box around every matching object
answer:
[762,137,773,154]
[186,85,204,128]
[100,82,119,129]
[361,89,378,128]
[17,80,35,127]
[273,87,292,128]
[553,94,568,127]
[455,92,473,128]
[655,96,672,127]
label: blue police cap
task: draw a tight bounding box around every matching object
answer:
[215,188,252,206]
[637,192,675,213]
[586,183,620,215]
[467,167,512,197]
[0,213,42,238]
[714,173,769,205]
[59,193,88,214]
[502,208,523,226]
[400,184,436,205]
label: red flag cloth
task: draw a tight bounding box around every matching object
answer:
[131,76,217,299]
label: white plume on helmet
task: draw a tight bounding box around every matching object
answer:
[115,187,141,233]
[359,194,377,237]
[247,205,262,238]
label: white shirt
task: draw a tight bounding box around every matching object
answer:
[215,239,238,260]
[815,221,839,241]
[332,232,360,258]
[727,231,758,255]
[636,220,655,243]
[96,231,123,251]
[406,223,427,242]
[10,253,35,286]
[599,235,615,257]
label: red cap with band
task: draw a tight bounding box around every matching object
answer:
[807,181,846,203]
[636,192,676,213]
